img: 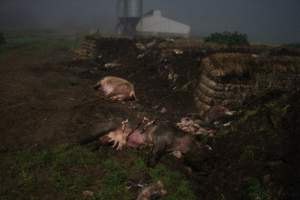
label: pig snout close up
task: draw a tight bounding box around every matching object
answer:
[94,76,136,101]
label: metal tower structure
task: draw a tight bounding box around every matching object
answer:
[116,0,143,36]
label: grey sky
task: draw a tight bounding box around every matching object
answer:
[0,0,299,43]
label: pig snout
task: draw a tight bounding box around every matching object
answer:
[93,82,101,90]
[99,135,111,145]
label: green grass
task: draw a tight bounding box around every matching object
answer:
[242,178,268,200]
[0,145,196,200]
[149,164,196,200]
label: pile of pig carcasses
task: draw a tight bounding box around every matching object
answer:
[74,35,300,117]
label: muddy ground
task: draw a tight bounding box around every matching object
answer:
[0,43,89,149]
[0,33,202,200]
[0,36,203,151]
[0,33,299,200]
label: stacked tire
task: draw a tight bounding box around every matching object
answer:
[194,53,300,116]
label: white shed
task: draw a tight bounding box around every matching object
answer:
[136,10,191,37]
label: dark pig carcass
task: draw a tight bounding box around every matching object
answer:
[80,119,211,166]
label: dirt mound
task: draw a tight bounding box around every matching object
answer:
[189,90,300,199]
[71,36,202,121]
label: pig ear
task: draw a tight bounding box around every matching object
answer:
[130,91,136,100]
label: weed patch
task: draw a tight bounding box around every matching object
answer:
[0,145,195,199]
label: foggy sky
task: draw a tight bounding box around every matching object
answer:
[0,0,300,44]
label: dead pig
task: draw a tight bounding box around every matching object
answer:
[79,118,148,150]
[144,122,211,166]
[176,105,236,137]
[94,76,136,101]
[80,119,211,167]
[97,118,154,150]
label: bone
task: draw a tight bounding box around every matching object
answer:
[176,117,213,136]
[136,181,167,200]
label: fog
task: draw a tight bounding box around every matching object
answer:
[1,0,300,43]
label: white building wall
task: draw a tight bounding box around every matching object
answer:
[136,10,191,37]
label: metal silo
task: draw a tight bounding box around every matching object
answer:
[116,0,143,36]
[117,0,126,18]
[125,0,143,18]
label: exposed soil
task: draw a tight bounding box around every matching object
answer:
[1,35,299,200]
[0,48,91,150]
[0,37,204,152]
[0,35,203,200]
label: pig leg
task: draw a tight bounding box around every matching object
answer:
[110,94,126,101]
[147,140,167,167]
